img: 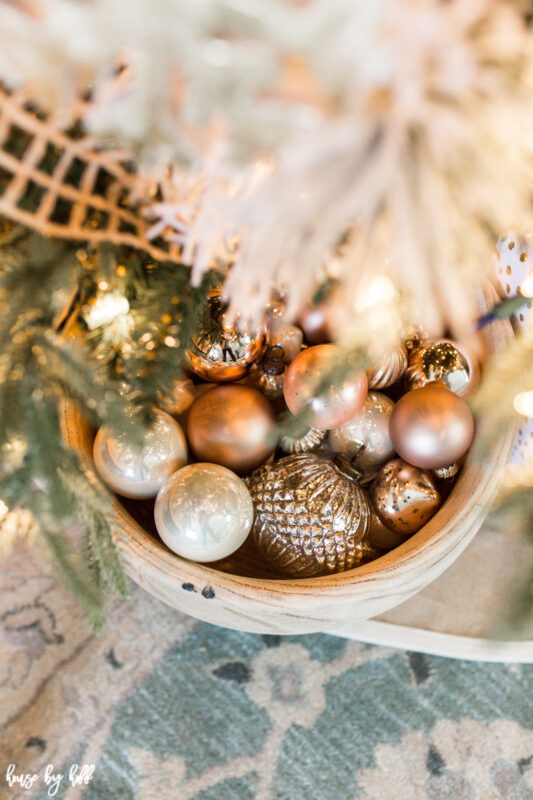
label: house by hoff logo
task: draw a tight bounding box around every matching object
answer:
[5,763,96,796]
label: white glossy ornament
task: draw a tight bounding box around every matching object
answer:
[155,463,254,562]
[328,391,395,481]
[93,410,187,499]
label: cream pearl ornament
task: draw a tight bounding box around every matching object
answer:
[155,463,253,562]
[93,410,187,499]
[329,391,395,481]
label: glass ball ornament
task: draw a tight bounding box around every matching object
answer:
[404,338,479,397]
[155,463,253,562]
[283,344,368,430]
[186,384,276,474]
[389,383,474,470]
[186,290,266,383]
[93,410,187,499]
[328,391,395,481]
[371,459,441,536]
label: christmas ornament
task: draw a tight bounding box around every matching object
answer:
[433,462,460,481]
[371,459,441,536]
[367,343,408,389]
[328,391,395,482]
[93,410,188,499]
[248,453,371,577]
[283,344,368,430]
[368,508,406,552]
[186,384,276,474]
[298,304,331,345]
[158,377,197,416]
[154,463,253,562]
[404,339,479,397]
[279,425,326,454]
[269,324,303,363]
[249,346,287,399]
[495,233,533,331]
[187,290,266,382]
[390,384,474,470]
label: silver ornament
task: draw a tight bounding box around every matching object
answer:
[328,391,395,482]
[93,409,187,499]
[155,463,253,562]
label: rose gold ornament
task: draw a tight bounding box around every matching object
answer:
[389,383,475,470]
[328,391,395,481]
[158,377,196,416]
[404,338,479,397]
[371,459,441,536]
[251,356,286,399]
[367,343,408,389]
[298,304,331,344]
[248,454,372,577]
[186,384,276,474]
[187,291,266,383]
[269,324,303,363]
[283,344,368,430]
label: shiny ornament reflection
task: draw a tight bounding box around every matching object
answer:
[371,459,440,536]
[93,410,187,499]
[155,463,253,562]
[389,384,474,470]
[283,344,368,430]
[404,339,479,396]
[329,391,395,481]
[187,384,276,474]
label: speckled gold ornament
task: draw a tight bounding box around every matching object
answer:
[248,454,372,577]
[187,290,266,382]
[371,459,441,536]
[367,343,408,389]
[404,338,479,397]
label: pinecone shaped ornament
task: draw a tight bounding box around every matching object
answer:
[248,454,372,577]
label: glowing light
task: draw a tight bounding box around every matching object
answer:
[355,275,397,311]
[513,390,533,417]
[84,293,130,329]
[520,270,533,297]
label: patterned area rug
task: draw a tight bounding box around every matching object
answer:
[2,547,533,800]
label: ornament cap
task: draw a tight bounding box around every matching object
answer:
[332,454,364,483]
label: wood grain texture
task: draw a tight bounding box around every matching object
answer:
[62,286,516,634]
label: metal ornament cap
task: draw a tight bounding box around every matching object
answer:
[389,383,475,470]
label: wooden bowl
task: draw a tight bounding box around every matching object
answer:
[62,286,515,635]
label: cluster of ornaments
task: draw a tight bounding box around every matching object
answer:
[93,290,479,578]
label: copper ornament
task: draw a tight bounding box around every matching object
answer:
[368,508,406,551]
[328,391,395,482]
[404,338,479,397]
[371,459,441,536]
[186,384,276,474]
[298,304,331,344]
[367,343,408,389]
[279,425,326,454]
[389,383,475,470]
[283,344,368,430]
[248,454,372,577]
[187,291,266,382]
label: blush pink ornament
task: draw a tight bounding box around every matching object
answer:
[283,344,368,430]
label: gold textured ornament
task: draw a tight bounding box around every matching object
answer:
[248,454,372,577]
[404,338,479,397]
[432,462,460,481]
[367,343,408,389]
[371,459,441,536]
[279,425,326,454]
[187,290,266,382]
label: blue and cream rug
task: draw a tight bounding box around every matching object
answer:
[1,547,533,800]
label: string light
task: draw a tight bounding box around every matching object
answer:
[84,292,130,330]
[513,391,533,417]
